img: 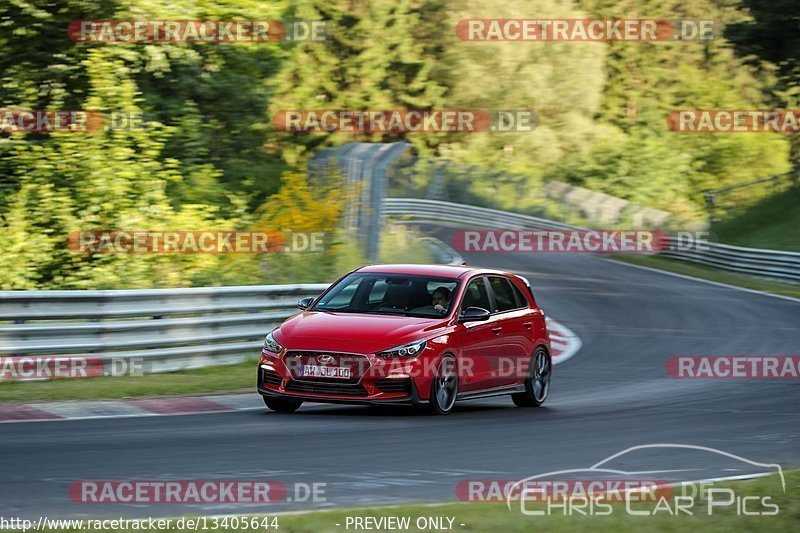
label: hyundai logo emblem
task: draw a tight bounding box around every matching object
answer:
[317,354,335,365]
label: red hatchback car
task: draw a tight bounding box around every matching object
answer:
[257,264,552,415]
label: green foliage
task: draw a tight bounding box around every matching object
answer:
[1,0,796,290]
[562,0,791,214]
[268,0,454,164]
[441,0,607,173]
[726,0,800,175]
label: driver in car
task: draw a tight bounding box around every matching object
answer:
[411,287,451,316]
[431,287,451,314]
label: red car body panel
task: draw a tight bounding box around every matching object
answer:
[257,265,550,405]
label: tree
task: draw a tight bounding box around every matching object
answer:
[268,0,453,164]
[727,0,800,176]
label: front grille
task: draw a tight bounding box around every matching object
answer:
[375,378,412,395]
[261,368,283,387]
[285,380,368,397]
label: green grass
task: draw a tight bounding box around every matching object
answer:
[611,187,800,299]
[612,254,800,299]
[19,471,799,532]
[0,358,257,403]
[712,186,800,252]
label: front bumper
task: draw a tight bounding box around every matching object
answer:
[256,354,428,406]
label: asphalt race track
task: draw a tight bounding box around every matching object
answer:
[1,225,798,519]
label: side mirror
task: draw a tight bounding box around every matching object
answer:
[298,297,314,310]
[460,306,491,323]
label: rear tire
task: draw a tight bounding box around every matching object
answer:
[512,347,551,407]
[429,355,458,415]
[263,396,303,413]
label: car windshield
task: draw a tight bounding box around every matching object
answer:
[311,273,460,318]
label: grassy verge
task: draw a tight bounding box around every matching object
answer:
[612,254,800,299]
[23,471,798,532]
[711,186,800,252]
[0,358,256,403]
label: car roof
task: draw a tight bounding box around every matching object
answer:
[356,264,510,279]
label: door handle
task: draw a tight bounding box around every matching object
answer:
[523,322,533,330]
[492,327,503,335]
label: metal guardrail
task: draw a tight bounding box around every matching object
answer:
[0,284,330,374]
[383,198,576,231]
[310,142,411,261]
[384,198,800,284]
[660,238,800,283]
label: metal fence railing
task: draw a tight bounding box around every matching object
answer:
[384,198,800,284]
[703,172,795,220]
[660,238,800,283]
[383,198,576,231]
[0,284,330,374]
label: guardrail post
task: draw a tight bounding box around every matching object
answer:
[703,190,717,222]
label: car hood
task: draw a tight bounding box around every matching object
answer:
[276,311,449,353]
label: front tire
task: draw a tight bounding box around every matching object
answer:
[512,347,551,407]
[429,355,458,415]
[263,396,303,413]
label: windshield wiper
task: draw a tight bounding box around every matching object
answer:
[313,308,409,316]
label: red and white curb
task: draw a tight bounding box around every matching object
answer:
[0,394,260,424]
[0,319,581,424]
[547,317,582,365]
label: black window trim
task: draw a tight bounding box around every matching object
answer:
[458,275,493,315]
[486,275,528,315]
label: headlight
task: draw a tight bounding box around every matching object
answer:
[263,330,284,354]
[376,339,427,359]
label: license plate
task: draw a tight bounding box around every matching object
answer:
[301,365,351,379]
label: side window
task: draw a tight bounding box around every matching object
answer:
[489,276,524,312]
[461,277,492,311]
